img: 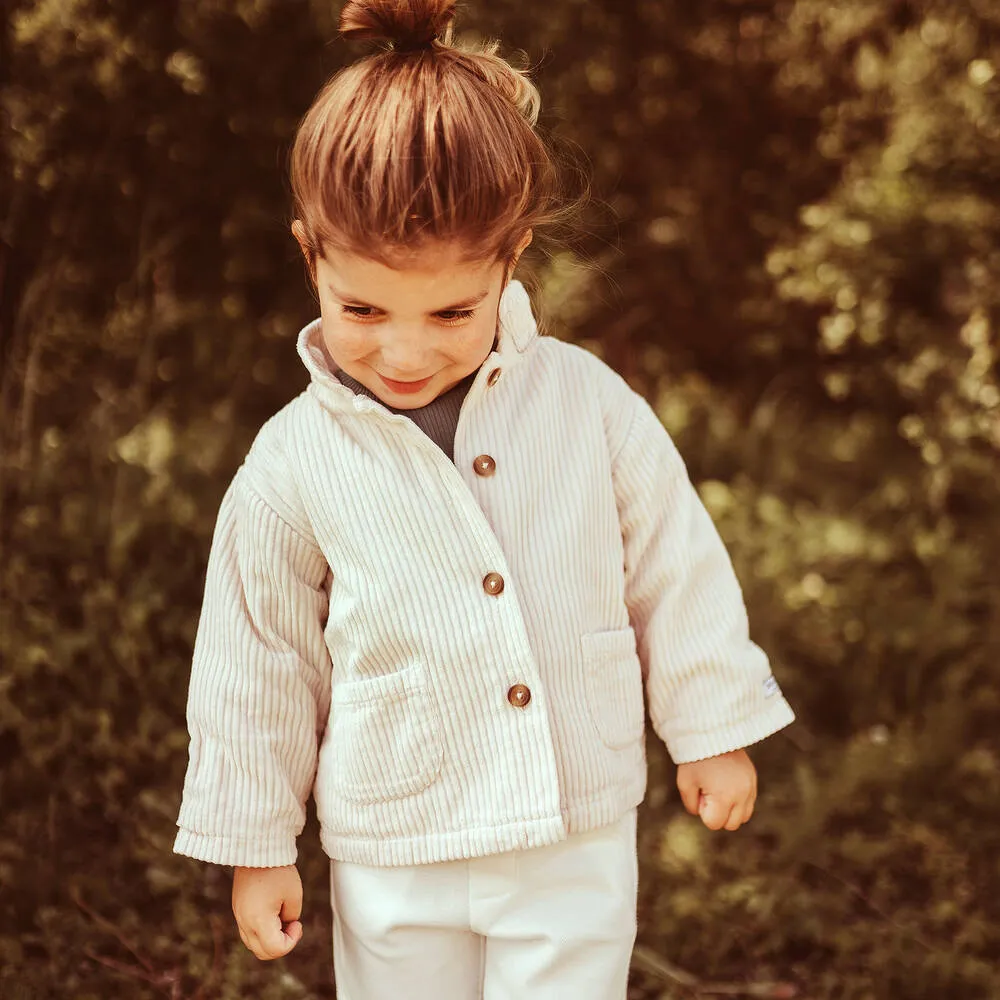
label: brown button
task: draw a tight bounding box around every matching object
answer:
[473,454,496,477]
[507,684,531,708]
[483,572,505,596]
[487,367,502,387]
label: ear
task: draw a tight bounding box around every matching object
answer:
[505,228,534,284]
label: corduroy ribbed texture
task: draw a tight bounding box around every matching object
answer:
[173,281,795,869]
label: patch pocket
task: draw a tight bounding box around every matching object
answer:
[581,627,646,750]
[329,664,443,805]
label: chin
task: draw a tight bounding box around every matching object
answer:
[381,390,439,409]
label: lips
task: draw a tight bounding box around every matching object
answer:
[378,373,433,395]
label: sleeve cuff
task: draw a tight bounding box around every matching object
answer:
[659,697,796,764]
[173,828,298,868]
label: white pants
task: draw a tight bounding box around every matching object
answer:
[330,810,638,1000]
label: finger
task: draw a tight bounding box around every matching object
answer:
[723,802,743,832]
[677,774,702,815]
[283,920,304,949]
[264,907,305,959]
[238,914,281,961]
[256,915,293,959]
[698,794,728,830]
[280,893,303,925]
[742,787,757,826]
[243,928,272,962]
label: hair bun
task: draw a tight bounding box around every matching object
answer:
[340,0,457,50]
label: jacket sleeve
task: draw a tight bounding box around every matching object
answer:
[612,391,794,764]
[173,465,332,867]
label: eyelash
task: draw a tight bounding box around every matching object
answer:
[341,305,476,326]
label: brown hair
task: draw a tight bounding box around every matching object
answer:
[290,0,578,267]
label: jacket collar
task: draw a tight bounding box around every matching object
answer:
[296,279,539,415]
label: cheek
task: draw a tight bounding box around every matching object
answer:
[322,318,374,361]
[443,333,484,365]
[456,312,499,359]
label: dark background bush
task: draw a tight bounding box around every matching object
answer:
[2,2,999,997]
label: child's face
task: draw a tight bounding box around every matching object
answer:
[307,240,512,410]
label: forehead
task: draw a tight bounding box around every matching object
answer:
[321,242,499,298]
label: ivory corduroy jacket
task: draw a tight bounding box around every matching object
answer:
[173,281,795,869]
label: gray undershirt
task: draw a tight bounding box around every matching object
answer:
[335,369,477,463]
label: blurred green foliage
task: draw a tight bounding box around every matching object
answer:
[2,1,999,997]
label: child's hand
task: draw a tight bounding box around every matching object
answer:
[676,749,757,831]
[232,865,304,960]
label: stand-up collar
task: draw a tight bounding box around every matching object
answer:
[296,280,539,415]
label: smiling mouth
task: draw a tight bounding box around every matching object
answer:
[378,373,433,394]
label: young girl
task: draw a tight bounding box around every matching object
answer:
[174,1,795,997]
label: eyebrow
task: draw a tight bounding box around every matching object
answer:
[329,285,491,312]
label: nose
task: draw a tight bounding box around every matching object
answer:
[376,323,435,377]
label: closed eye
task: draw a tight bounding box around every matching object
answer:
[435,309,476,324]
[342,304,378,319]
[339,304,477,324]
